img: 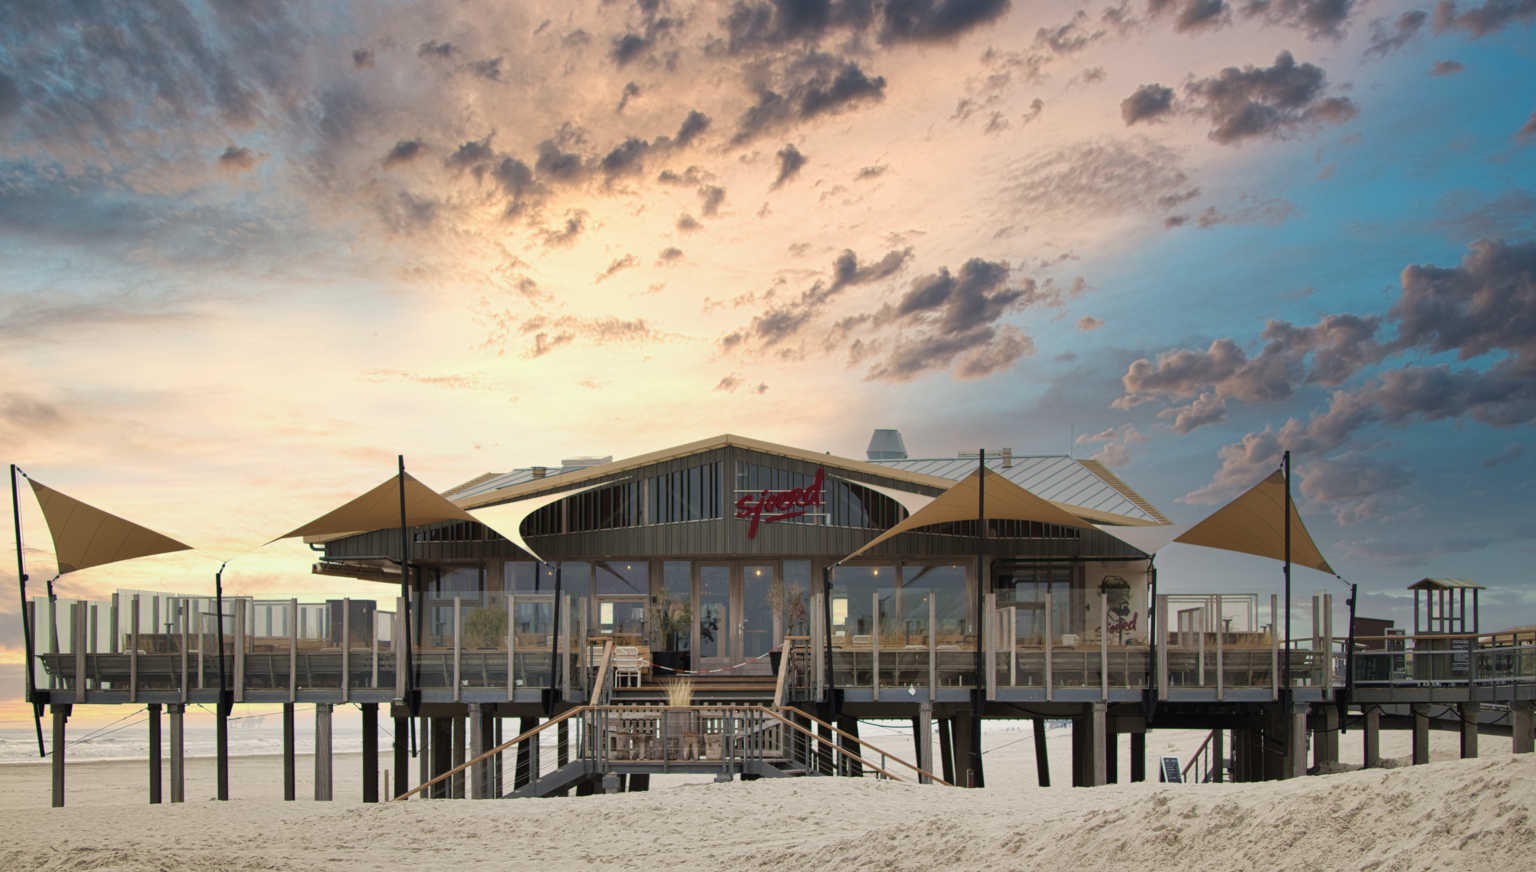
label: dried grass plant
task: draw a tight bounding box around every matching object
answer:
[663,677,695,707]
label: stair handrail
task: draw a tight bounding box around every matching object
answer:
[1182,728,1216,781]
[394,705,591,801]
[750,706,915,783]
[772,639,800,709]
[778,706,953,787]
[591,639,616,705]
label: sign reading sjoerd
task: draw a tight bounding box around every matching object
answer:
[734,467,824,539]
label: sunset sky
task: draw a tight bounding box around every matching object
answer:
[2,0,1535,701]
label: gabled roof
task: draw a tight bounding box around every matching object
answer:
[871,455,1169,525]
[1408,578,1484,591]
[449,434,1165,527]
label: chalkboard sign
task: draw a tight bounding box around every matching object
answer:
[1451,637,1471,676]
[1160,755,1183,783]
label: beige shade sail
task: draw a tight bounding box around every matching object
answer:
[468,481,614,564]
[278,472,478,541]
[28,478,193,574]
[1098,470,1334,574]
[844,467,1096,560]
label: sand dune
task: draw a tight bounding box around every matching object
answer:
[0,723,1530,871]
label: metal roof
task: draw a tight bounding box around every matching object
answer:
[869,455,1168,525]
[1408,578,1485,591]
[449,465,599,502]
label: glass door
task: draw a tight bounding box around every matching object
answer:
[696,564,732,671]
[741,565,775,663]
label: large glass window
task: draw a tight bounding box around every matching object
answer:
[594,561,648,595]
[998,565,1072,644]
[831,566,896,643]
[648,462,722,524]
[657,561,691,652]
[698,565,730,659]
[780,560,812,639]
[901,564,968,647]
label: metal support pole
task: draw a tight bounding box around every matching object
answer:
[1033,718,1050,787]
[1090,702,1107,786]
[362,702,379,803]
[394,714,410,798]
[12,465,45,758]
[1283,451,1292,691]
[214,564,229,802]
[974,450,986,718]
[51,704,68,807]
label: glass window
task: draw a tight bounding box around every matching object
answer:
[999,566,1072,644]
[595,561,648,595]
[505,562,543,592]
[902,565,968,647]
[559,562,592,601]
[698,565,730,658]
[831,565,895,643]
[427,566,483,596]
[658,561,691,652]
[781,560,811,639]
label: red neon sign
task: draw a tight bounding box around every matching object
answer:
[735,467,824,539]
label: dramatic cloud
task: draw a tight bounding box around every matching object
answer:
[732,61,887,143]
[1243,0,1358,38]
[772,144,808,188]
[1003,136,1198,218]
[383,139,427,168]
[1137,238,1536,504]
[722,247,914,350]
[1078,315,1104,331]
[1365,10,1427,56]
[1432,59,1467,75]
[1433,0,1536,38]
[1121,84,1174,124]
[657,246,684,264]
[1125,51,1356,143]
[596,254,640,282]
[217,145,259,173]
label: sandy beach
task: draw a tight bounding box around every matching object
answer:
[2,722,1529,871]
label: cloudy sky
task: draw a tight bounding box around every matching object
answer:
[2,0,1535,704]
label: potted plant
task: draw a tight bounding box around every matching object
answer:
[649,590,692,674]
[462,605,507,650]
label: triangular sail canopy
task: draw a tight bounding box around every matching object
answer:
[845,468,1095,560]
[1096,470,1334,574]
[28,479,193,574]
[278,472,478,541]
[468,481,613,563]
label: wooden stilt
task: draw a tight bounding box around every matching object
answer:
[1033,718,1051,787]
[1413,704,1430,765]
[1460,702,1480,759]
[452,715,466,799]
[394,715,410,798]
[1364,706,1380,768]
[315,703,333,801]
[362,703,379,803]
[169,703,185,803]
[937,717,954,784]
[1090,703,1107,786]
[1130,730,1146,783]
[283,703,296,801]
[147,703,162,804]
[51,705,68,808]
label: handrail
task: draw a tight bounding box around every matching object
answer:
[1182,729,1216,780]
[790,707,953,786]
[750,707,913,784]
[590,640,615,705]
[772,643,794,709]
[394,706,590,801]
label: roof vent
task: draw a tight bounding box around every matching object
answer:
[530,467,547,479]
[561,455,613,469]
[866,429,908,461]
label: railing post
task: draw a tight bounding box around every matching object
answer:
[1044,592,1054,701]
[341,597,351,703]
[928,594,937,701]
[289,598,298,703]
[1215,593,1224,701]
[1100,591,1110,701]
[872,591,881,701]
[130,594,139,704]
[371,601,380,689]
[180,598,189,704]
[1157,594,1169,701]
[74,600,86,701]
[1270,594,1279,700]
[506,594,516,703]
[394,597,405,699]
[234,598,246,703]
[985,593,997,700]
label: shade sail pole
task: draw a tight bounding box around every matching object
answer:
[549,562,562,713]
[215,562,230,800]
[12,465,44,758]
[398,456,418,726]
[974,450,986,720]
[1282,450,1292,692]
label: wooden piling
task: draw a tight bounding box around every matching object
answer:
[1130,731,1146,783]
[148,703,162,804]
[1460,702,1480,759]
[362,702,379,803]
[315,703,333,801]
[282,703,296,801]
[1513,701,1534,754]
[1363,705,1381,768]
[1412,704,1430,765]
[169,703,185,803]
[51,705,68,808]
[393,715,410,798]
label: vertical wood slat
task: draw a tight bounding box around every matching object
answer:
[1215,593,1224,701]
[395,597,406,699]
[342,598,351,703]
[89,603,98,690]
[872,591,880,701]
[130,594,140,703]
[928,594,937,701]
[453,596,462,703]
[513,595,525,706]
[74,601,86,701]
[1100,591,1109,701]
[560,594,570,701]
[1008,607,1017,688]
[989,592,1001,703]
[371,600,379,689]
[1270,594,1279,701]
[180,599,189,704]
[234,599,246,703]
[110,593,119,655]
[1044,592,1053,701]
[1157,594,1169,701]
[289,598,298,703]
[194,600,203,690]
